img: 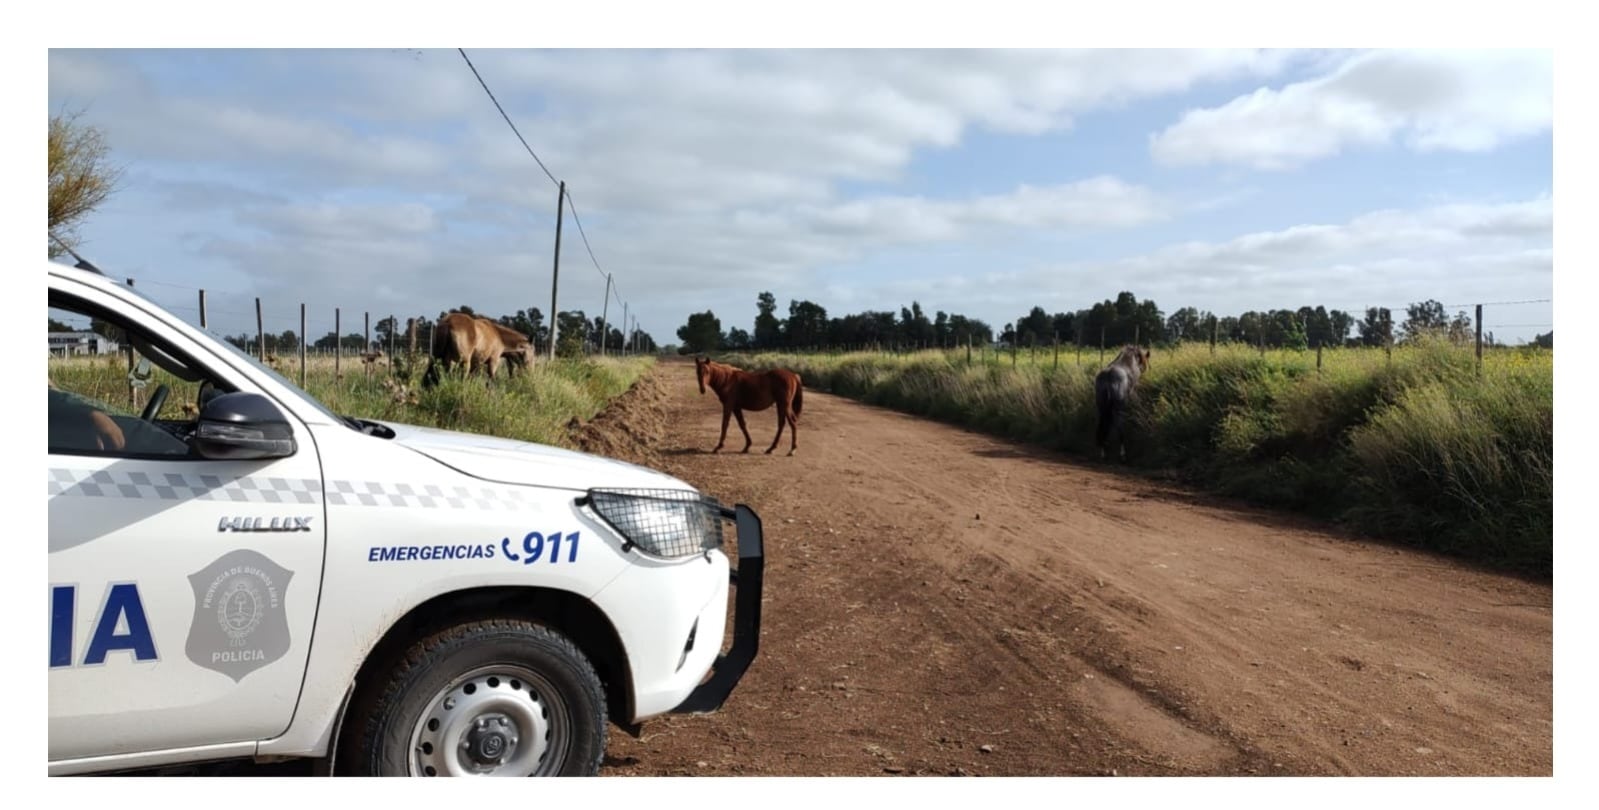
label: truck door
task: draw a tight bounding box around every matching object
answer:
[47,284,327,763]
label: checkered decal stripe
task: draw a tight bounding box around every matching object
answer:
[323,478,536,510]
[47,469,540,511]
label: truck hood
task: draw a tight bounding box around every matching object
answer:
[382,422,695,493]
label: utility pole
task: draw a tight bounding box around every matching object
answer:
[548,180,565,361]
[622,301,628,356]
[599,273,612,357]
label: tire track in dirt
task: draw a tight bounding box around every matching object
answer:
[580,359,1551,777]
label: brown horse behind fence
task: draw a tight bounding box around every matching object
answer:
[695,356,805,456]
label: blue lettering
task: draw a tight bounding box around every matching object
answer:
[50,585,75,668]
[83,583,157,665]
[362,542,524,563]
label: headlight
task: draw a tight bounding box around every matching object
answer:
[579,488,728,559]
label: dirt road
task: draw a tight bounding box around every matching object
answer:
[584,359,1552,777]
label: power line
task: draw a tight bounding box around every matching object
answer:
[457,48,559,188]
[1445,298,1551,308]
[562,190,610,286]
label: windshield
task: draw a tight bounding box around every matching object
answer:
[94,273,368,431]
[210,329,348,425]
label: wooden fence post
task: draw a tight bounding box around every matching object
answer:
[126,278,139,411]
[1475,303,1484,375]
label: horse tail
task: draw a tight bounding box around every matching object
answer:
[1094,369,1120,449]
[792,376,804,420]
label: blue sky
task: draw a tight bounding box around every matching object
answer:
[46,47,1553,345]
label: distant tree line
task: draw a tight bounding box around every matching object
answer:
[217,304,657,357]
[675,290,1502,354]
[678,291,997,354]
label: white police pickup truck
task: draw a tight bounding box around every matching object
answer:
[46,255,764,776]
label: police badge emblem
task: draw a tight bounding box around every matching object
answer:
[186,549,294,682]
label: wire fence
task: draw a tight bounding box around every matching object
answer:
[48,276,659,403]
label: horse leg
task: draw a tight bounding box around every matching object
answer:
[734,409,753,453]
[786,393,798,456]
[1111,405,1127,463]
[714,407,731,453]
[766,404,786,454]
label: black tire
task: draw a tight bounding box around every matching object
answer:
[342,619,607,776]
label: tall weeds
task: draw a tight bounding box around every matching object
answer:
[48,353,655,451]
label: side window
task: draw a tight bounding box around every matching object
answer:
[48,296,213,459]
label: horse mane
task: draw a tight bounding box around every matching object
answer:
[1109,344,1146,370]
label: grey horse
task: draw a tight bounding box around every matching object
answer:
[1094,345,1150,461]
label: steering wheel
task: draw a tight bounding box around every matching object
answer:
[140,384,170,422]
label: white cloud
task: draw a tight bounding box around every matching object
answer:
[815,196,1553,330]
[1025,196,1553,312]
[1149,49,1552,170]
[46,48,1551,344]
[794,176,1166,242]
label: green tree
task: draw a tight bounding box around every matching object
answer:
[1359,307,1394,347]
[1328,309,1355,346]
[754,292,782,349]
[676,310,723,353]
[48,110,123,258]
[1016,306,1052,347]
[555,310,589,357]
[1165,307,1202,342]
[630,328,659,353]
[783,299,829,349]
[1401,299,1448,342]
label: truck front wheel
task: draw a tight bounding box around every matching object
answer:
[344,619,607,776]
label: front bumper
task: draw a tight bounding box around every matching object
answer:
[669,503,765,714]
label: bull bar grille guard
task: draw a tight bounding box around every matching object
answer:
[574,488,765,715]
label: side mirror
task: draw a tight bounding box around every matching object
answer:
[194,392,297,460]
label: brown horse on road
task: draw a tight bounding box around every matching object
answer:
[695,356,804,456]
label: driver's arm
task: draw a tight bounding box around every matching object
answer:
[47,384,126,452]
